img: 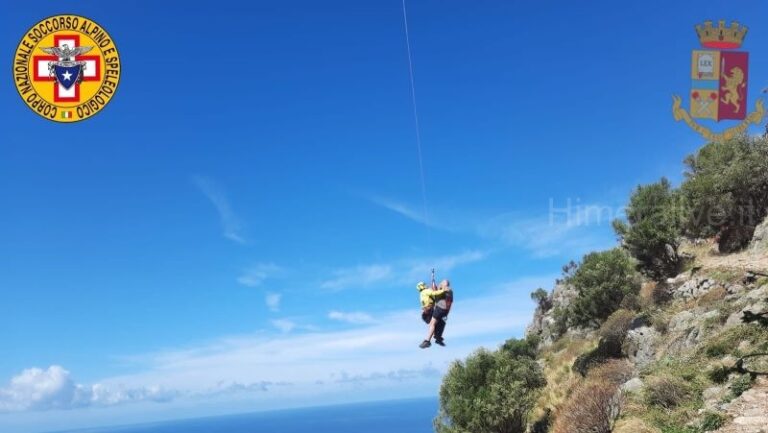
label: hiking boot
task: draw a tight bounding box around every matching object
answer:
[419,340,431,349]
[435,339,445,347]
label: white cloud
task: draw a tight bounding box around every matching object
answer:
[366,196,461,232]
[265,292,281,312]
[368,197,429,226]
[270,319,296,333]
[479,206,618,258]
[0,366,177,413]
[237,263,283,288]
[320,264,393,290]
[0,275,555,418]
[401,250,486,283]
[328,311,375,325]
[368,194,618,259]
[319,250,486,291]
[193,176,246,244]
[78,275,551,399]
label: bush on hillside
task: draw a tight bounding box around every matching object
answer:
[681,134,768,252]
[564,248,642,328]
[587,359,634,386]
[501,335,539,359]
[598,309,635,349]
[551,379,621,433]
[530,409,552,433]
[436,348,546,433]
[644,375,691,409]
[530,288,552,312]
[613,178,686,279]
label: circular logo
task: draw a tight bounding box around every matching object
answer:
[13,15,121,123]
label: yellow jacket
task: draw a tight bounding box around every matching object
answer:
[420,287,448,309]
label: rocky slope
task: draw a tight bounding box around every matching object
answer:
[524,229,768,433]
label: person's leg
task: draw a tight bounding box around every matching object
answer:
[421,308,433,325]
[424,317,438,341]
[419,308,435,348]
[432,307,447,345]
[434,317,446,342]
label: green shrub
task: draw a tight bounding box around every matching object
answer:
[651,312,670,334]
[436,348,546,433]
[530,409,552,433]
[599,309,635,346]
[681,135,768,252]
[659,427,698,433]
[564,248,642,328]
[704,342,730,358]
[530,288,552,312]
[730,374,753,397]
[573,347,607,377]
[551,306,570,336]
[700,411,726,431]
[501,335,539,359]
[707,365,730,384]
[613,178,686,279]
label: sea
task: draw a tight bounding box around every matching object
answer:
[54,398,439,433]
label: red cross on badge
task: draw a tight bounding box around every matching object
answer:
[32,34,101,103]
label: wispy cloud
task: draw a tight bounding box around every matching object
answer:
[237,263,283,288]
[333,366,440,385]
[328,311,375,325]
[193,176,246,244]
[401,250,486,283]
[366,196,456,231]
[368,197,428,226]
[480,200,621,258]
[319,250,486,291]
[270,319,297,333]
[367,194,618,259]
[320,265,393,291]
[265,293,281,312]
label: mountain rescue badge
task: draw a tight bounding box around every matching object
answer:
[13,15,121,122]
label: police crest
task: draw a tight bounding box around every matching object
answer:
[672,20,764,141]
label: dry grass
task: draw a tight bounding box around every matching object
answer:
[613,417,660,433]
[531,337,593,423]
[639,281,658,307]
[598,309,635,343]
[551,379,621,433]
[697,285,727,306]
[644,375,691,409]
[678,238,717,265]
[588,359,634,386]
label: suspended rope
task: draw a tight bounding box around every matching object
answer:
[401,0,431,238]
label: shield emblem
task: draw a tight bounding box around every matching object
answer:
[53,64,83,90]
[672,20,763,142]
[691,50,748,121]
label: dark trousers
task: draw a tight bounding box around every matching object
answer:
[422,307,448,340]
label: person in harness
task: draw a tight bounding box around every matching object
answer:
[417,272,454,349]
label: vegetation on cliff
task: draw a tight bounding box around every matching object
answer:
[436,135,768,433]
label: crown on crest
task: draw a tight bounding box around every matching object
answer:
[695,20,747,49]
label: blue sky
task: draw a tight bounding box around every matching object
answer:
[2,0,767,431]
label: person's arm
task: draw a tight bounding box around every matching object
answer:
[431,288,448,297]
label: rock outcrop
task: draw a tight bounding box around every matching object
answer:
[526,283,578,347]
[749,216,768,252]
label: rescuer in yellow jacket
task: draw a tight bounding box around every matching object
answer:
[417,280,453,348]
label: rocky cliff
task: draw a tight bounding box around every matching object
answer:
[523,227,768,433]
